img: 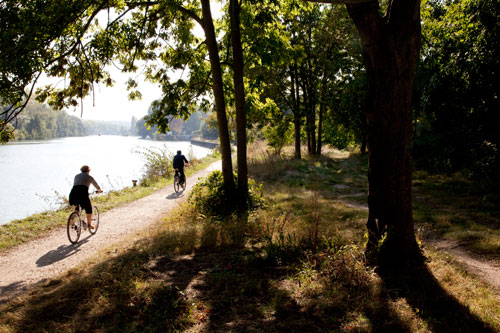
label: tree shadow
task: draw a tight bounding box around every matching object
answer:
[0,281,27,304]
[3,217,496,332]
[378,264,496,332]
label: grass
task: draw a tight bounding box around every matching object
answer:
[1,142,499,332]
[413,171,500,258]
[0,154,219,252]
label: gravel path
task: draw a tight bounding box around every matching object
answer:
[0,160,221,303]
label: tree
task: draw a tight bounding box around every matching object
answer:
[0,1,240,197]
[413,0,500,183]
[229,0,248,206]
[310,0,423,269]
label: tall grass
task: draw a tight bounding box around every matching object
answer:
[1,142,499,332]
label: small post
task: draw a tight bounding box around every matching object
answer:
[132,180,138,187]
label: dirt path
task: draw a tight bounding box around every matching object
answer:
[426,238,500,291]
[341,198,500,292]
[0,160,221,303]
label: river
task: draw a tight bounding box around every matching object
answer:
[0,135,213,225]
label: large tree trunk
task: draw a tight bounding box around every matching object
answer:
[201,0,235,196]
[229,0,248,209]
[346,0,422,269]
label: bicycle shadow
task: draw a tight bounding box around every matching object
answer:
[36,237,90,267]
[166,190,185,200]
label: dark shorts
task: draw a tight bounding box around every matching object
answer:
[69,185,92,213]
[175,168,185,181]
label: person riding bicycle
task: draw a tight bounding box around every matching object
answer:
[69,165,103,230]
[173,150,189,184]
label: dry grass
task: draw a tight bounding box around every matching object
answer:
[1,143,499,332]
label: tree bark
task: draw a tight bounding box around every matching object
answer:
[201,0,235,196]
[291,64,302,159]
[229,0,248,209]
[316,74,328,156]
[346,0,422,268]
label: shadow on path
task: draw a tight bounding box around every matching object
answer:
[0,281,26,304]
[166,191,185,200]
[36,237,89,267]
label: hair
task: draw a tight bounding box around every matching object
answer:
[80,165,90,173]
[177,150,181,154]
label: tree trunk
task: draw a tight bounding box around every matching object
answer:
[290,65,302,159]
[317,75,328,156]
[346,0,422,269]
[229,0,248,209]
[201,0,235,196]
[316,103,323,156]
[360,131,367,154]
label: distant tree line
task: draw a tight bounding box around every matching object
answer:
[9,100,88,140]
[136,107,215,140]
[7,100,137,141]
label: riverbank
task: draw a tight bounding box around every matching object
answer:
[0,135,214,224]
[0,154,219,252]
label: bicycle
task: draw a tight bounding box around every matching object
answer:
[173,168,186,193]
[67,192,100,244]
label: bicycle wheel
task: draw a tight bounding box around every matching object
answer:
[89,206,99,235]
[174,175,180,193]
[181,177,186,190]
[67,212,81,244]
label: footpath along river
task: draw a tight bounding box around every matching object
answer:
[0,135,212,225]
[0,159,222,303]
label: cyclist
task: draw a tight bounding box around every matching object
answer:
[69,165,103,230]
[173,150,189,184]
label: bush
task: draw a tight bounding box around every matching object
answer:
[136,145,174,184]
[188,170,265,221]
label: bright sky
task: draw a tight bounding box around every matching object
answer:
[67,69,162,122]
[38,1,224,123]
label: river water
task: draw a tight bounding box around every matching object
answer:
[0,136,212,225]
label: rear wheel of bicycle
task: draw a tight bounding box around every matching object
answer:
[174,175,180,193]
[89,206,99,235]
[67,212,81,244]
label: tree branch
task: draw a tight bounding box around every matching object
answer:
[175,4,203,28]
[306,0,376,4]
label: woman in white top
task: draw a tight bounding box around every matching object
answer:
[69,165,102,229]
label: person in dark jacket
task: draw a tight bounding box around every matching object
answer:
[69,165,102,229]
[173,150,189,184]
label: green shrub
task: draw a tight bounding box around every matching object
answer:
[188,170,265,221]
[136,145,174,183]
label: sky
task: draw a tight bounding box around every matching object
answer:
[38,1,224,123]
[63,69,163,122]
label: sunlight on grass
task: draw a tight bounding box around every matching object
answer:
[1,143,499,332]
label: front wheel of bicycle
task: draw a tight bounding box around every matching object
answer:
[67,212,81,244]
[181,178,186,190]
[174,175,180,193]
[89,206,99,235]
